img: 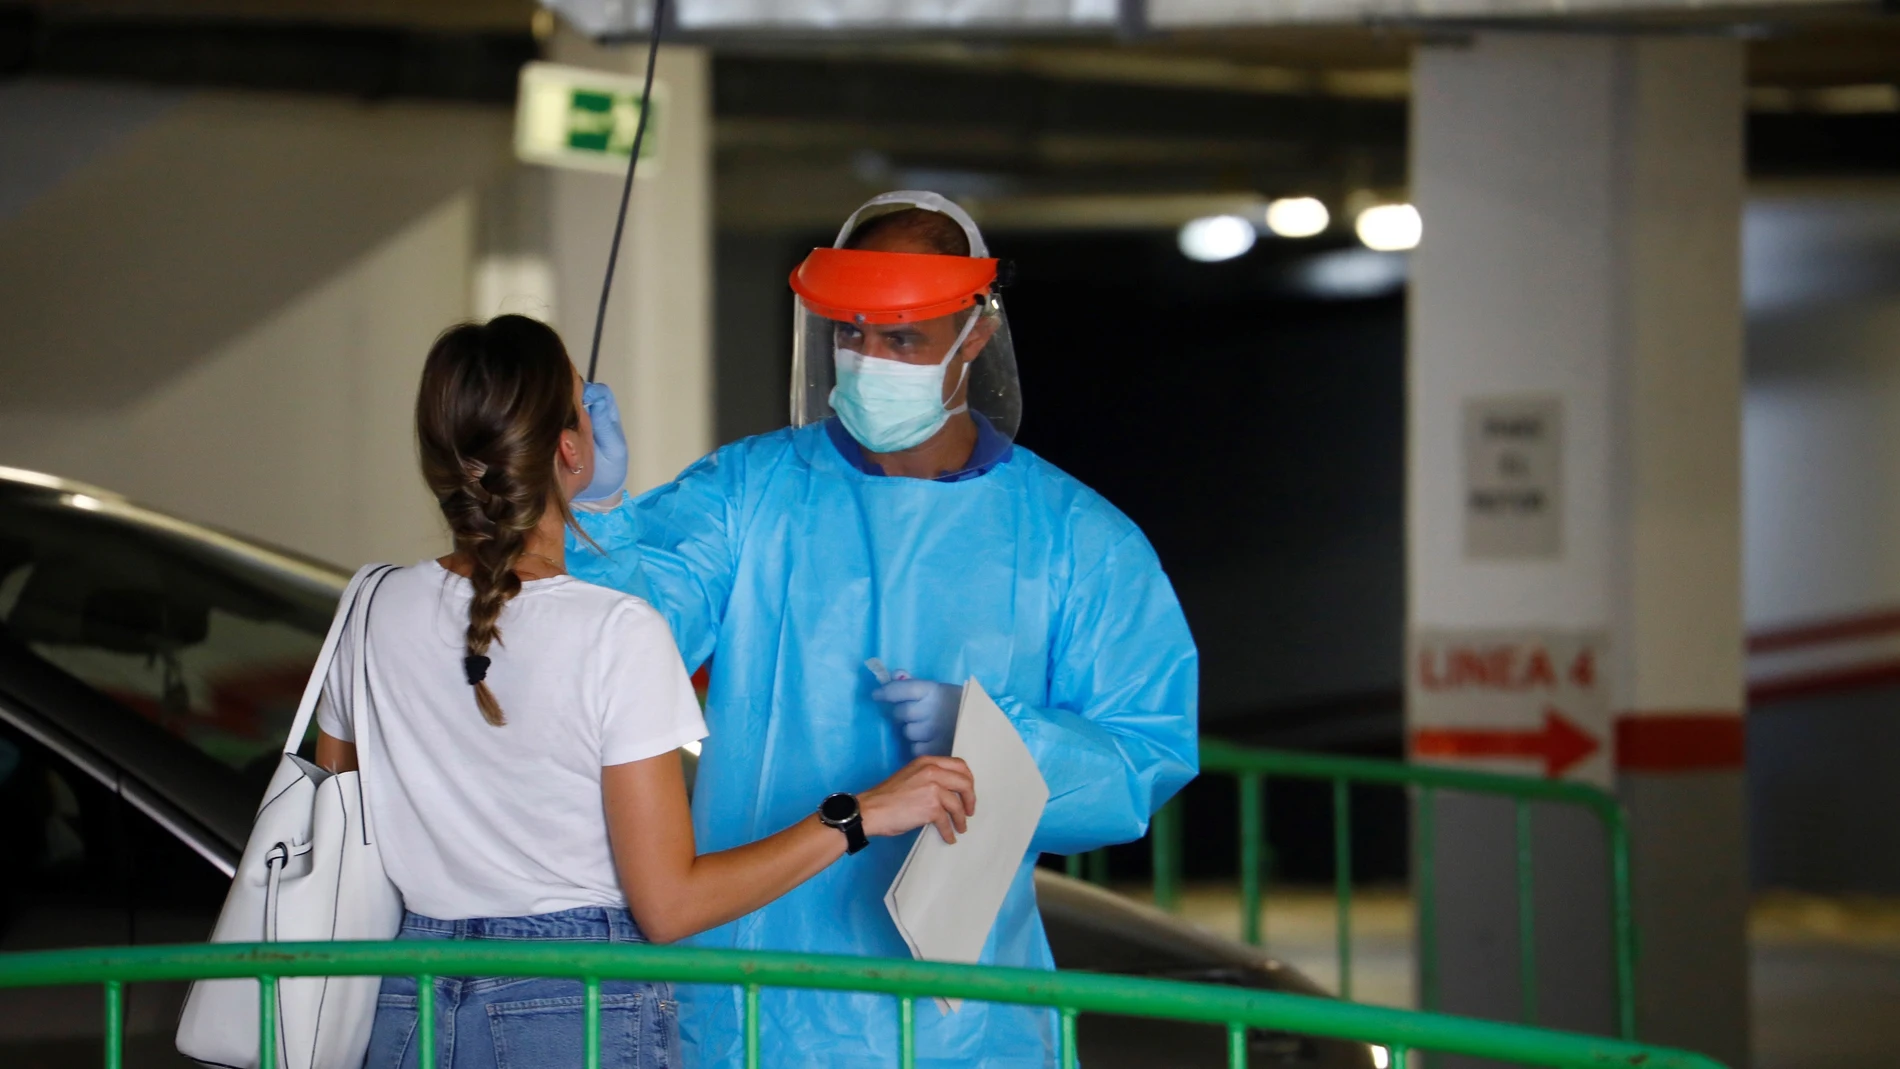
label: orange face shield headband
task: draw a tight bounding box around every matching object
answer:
[789,247,999,325]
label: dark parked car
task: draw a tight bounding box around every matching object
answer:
[0,466,1375,1068]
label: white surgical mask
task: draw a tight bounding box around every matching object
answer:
[830,315,977,454]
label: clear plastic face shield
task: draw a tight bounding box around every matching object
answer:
[790,192,1022,445]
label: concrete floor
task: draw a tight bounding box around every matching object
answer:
[1749,893,1900,1069]
[1124,883,1900,1069]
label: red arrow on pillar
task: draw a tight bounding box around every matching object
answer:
[1412,708,1601,778]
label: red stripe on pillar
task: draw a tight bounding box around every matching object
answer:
[1615,714,1745,772]
[1749,660,1900,705]
[1748,608,1900,654]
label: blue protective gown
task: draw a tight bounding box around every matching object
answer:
[567,421,1199,1069]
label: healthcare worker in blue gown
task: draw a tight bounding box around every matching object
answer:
[567,191,1199,1069]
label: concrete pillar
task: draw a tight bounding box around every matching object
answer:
[474,163,559,323]
[548,32,714,493]
[1408,34,1748,1066]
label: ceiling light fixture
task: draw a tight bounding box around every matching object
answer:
[1178,214,1258,262]
[1265,196,1330,238]
[1355,203,1422,252]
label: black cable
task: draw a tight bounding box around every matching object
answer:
[585,0,666,383]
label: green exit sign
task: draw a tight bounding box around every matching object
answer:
[516,61,665,176]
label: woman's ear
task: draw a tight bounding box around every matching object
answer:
[556,429,587,494]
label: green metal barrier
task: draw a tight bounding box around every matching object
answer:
[1075,741,1637,1040]
[0,941,1715,1069]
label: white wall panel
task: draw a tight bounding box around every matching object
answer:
[0,87,515,569]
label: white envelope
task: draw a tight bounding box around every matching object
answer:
[884,678,1050,1013]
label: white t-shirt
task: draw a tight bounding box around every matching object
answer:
[317,560,707,920]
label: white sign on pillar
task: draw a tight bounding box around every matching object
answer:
[1409,627,1611,786]
[1464,395,1562,559]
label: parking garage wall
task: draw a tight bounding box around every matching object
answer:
[0,80,517,570]
[1744,187,1900,891]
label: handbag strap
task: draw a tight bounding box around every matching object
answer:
[344,563,397,849]
[281,562,397,755]
[347,563,397,760]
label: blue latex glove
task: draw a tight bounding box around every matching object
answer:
[873,678,961,758]
[575,381,629,503]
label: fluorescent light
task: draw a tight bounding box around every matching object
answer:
[1178,214,1258,262]
[1265,196,1330,238]
[1355,204,1421,252]
[1372,1045,1390,1069]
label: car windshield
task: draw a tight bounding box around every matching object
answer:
[0,479,342,781]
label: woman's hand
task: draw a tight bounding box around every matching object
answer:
[858,756,977,844]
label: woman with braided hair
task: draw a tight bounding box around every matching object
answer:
[311,315,976,1069]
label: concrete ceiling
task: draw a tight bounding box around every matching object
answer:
[20,0,1900,89]
[11,0,1900,234]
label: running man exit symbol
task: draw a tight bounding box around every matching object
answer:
[515,61,666,176]
[564,89,658,158]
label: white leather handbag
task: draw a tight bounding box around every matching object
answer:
[177,563,405,1069]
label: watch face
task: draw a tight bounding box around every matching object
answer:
[820,793,858,824]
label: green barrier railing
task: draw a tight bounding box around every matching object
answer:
[0,941,1714,1069]
[1071,740,1637,1040]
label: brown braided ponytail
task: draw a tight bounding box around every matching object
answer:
[415,315,581,726]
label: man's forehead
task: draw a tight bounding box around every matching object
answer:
[845,315,955,335]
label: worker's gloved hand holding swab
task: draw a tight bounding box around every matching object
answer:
[576,382,628,503]
[869,660,962,757]
[877,679,962,757]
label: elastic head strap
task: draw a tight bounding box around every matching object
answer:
[941,309,979,416]
[834,190,990,259]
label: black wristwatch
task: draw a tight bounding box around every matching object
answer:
[818,792,869,855]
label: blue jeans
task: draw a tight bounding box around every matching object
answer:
[364,906,677,1069]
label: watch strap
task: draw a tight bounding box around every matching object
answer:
[841,817,869,855]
